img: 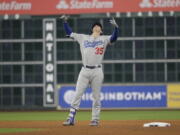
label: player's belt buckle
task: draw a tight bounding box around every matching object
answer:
[84,65,101,69]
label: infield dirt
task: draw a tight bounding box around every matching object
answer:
[0,120,180,135]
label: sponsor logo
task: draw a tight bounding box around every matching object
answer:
[140,0,152,8]
[0,0,31,11]
[59,86,167,108]
[168,85,180,108]
[140,0,180,8]
[44,20,55,105]
[63,89,166,105]
[83,92,166,101]
[64,90,75,104]
[56,0,114,9]
[56,0,69,9]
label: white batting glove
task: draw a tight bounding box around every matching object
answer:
[60,15,69,22]
[109,17,119,28]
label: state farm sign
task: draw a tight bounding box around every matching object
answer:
[140,0,180,8]
[56,0,114,9]
[0,0,180,15]
[0,0,31,11]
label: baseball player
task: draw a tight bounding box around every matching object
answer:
[61,15,119,126]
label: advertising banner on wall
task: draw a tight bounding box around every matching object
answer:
[43,19,56,107]
[58,85,167,109]
[168,84,180,108]
[0,0,180,15]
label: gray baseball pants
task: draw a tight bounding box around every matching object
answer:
[71,66,104,120]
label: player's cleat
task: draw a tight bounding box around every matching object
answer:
[89,120,99,126]
[63,108,76,126]
[63,118,75,126]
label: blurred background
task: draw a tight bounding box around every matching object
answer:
[0,0,180,110]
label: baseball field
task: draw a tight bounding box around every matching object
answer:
[0,110,180,135]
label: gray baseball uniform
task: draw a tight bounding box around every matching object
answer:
[70,32,111,120]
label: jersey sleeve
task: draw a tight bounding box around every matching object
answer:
[104,35,111,46]
[70,33,84,43]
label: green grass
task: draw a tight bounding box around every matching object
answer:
[0,110,180,121]
[0,111,179,134]
[0,128,40,133]
[100,111,180,120]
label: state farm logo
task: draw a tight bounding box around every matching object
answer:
[56,0,114,9]
[140,0,152,8]
[140,0,180,8]
[56,0,69,9]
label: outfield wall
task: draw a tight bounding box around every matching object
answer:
[58,84,180,109]
[1,14,180,110]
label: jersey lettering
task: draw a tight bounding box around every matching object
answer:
[84,40,104,48]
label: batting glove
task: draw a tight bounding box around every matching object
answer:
[109,17,119,28]
[60,15,69,22]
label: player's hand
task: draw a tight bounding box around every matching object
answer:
[109,17,119,28]
[60,15,69,22]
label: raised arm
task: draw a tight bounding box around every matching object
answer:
[61,15,72,36]
[109,18,119,43]
[63,22,72,36]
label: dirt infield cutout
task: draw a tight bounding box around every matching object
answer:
[0,120,180,135]
[0,128,40,134]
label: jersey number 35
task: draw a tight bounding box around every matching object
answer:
[95,47,104,55]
